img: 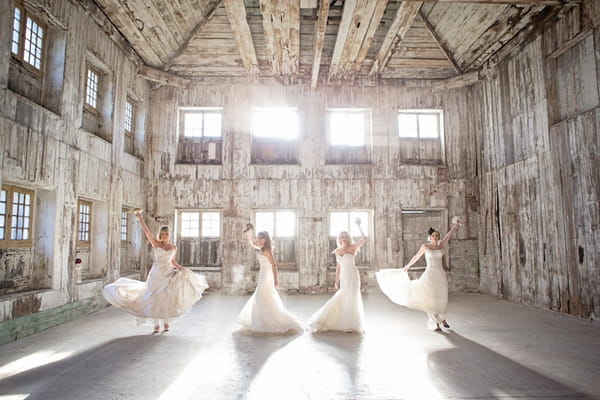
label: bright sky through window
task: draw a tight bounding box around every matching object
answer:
[251,107,299,140]
[329,211,369,237]
[329,111,365,146]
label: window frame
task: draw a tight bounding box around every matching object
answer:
[83,64,102,114]
[327,209,372,267]
[0,184,35,249]
[177,107,224,164]
[252,210,298,268]
[120,209,128,246]
[327,108,371,148]
[10,4,46,77]
[398,109,444,140]
[177,210,221,239]
[77,199,92,249]
[179,107,223,140]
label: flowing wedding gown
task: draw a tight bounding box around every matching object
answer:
[237,253,302,334]
[376,248,448,329]
[308,253,364,333]
[103,247,208,324]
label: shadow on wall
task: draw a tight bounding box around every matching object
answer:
[427,332,595,399]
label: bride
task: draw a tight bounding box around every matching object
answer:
[236,224,302,334]
[308,218,367,333]
[103,209,208,333]
[376,218,461,331]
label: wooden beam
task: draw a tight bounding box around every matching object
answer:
[137,65,190,89]
[369,1,423,79]
[432,70,482,90]
[328,0,357,80]
[419,11,462,74]
[163,0,224,71]
[547,27,593,59]
[260,0,300,83]
[224,0,260,77]
[310,0,330,89]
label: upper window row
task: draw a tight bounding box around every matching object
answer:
[178,107,443,142]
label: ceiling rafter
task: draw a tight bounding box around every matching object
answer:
[260,0,300,83]
[418,11,462,74]
[328,0,388,83]
[224,0,260,77]
[163,0,224,71]
[369,1,423,79]
[310,0,331,89]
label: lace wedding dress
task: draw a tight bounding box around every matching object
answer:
[376,248,448,329]
[308,253,364,333]
[103,247,208,324]
[237,253,302,334]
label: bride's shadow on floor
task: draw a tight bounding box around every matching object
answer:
[0,335,193,400]
[427,331,595,399]
[309,331,364,390]
[231,330,301,394]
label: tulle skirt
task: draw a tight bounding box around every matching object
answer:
[376,267,447,329]
[237,284,302,334]
[103,266,208,325]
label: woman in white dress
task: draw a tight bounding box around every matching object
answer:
[308,219,368,333]
[237,224,302,334]
[103,210,209,333]
[376,219,461,331]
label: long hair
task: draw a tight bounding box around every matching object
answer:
[257,231,272,251]
[157,226,170,241]
[333,231,358,254]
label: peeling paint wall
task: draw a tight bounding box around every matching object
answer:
[472,2,600,319]
[0,0,148,324]
[147,84,478,293]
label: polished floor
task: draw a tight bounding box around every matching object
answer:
[0,293,598,400]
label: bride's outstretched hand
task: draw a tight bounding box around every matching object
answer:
[243,223,254,233]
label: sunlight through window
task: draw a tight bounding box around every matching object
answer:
[329,110,367,147]
[329,211,369,237]
[0,350,72,380]
[251,107,299,140]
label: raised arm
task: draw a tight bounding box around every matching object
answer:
[439,220,461,248]
[403,245,427,271]
[134,211,160,248]
[244,224,261,250]
[354,218,368,250]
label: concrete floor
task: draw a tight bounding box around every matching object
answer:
[0,293,598,400]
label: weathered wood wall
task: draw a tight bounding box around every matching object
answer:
[472,1,600,319]
[146,84,479,293]
[0,0,148,324]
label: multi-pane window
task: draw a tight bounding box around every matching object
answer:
[177,210,221,268]
[124,100,134,134]
[0,185,34,248]
[329,109,368,147]
[85,66,100,110]
[11,6,45,71]
[77,200,92,247]
[329,210,371,266]
[181,108,222,138]
[255,211,296,237]
[398,110,443,139]
[120,210,128,243]
[251,107,299,140]
[254,211,297,266]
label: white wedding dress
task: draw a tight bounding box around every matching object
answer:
[308,253,364,333]
[103,247,208,325]
[376,248,448,329]
[237,253,302,334]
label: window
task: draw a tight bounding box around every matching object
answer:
[254,210,297,267]
[11,5,45,72]
[329,109,368,147]
[84,66,100,111]
[77,200,92,248]
[177,108,223,164]
[124,99,135,155]
[326,109,371,164]
[120,210,128,243]
[328,210,371,266]
[0,185,34,248]
[251,107,299,140]
[177,210,221,268]
[398,110,443,139]
[251,107,299,164]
